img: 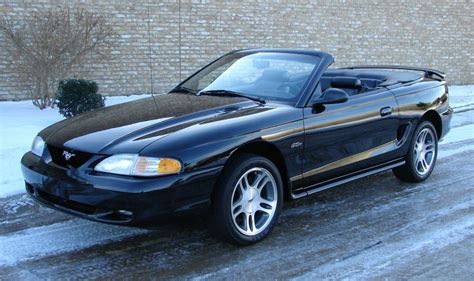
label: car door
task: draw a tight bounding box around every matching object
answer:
[292,87,399,193]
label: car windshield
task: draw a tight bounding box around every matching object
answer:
[178,52,321,103]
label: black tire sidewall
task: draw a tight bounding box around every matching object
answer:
[212,154,283,245]
[406,121,438,181]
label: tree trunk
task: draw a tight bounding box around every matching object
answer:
[34,78,54,109]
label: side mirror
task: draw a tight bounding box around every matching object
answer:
[312,88,349,106]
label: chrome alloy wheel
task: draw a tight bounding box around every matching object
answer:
[230,167,278,236]
[414,128,436,176]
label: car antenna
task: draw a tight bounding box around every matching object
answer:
[147,6,159,109]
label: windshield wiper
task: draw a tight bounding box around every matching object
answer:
[197,89,266,104]
[169,86,196,94]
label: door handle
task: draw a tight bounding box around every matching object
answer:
[380,107,392,117]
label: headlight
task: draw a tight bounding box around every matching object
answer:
[94,154,182,177]
[31,136,45,157]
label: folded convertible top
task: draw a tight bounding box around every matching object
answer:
[342,65,445,81]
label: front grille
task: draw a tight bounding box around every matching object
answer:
[47,144,93,169]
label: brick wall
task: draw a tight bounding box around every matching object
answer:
[0,0,472,100]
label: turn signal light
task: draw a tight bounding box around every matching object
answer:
[158,158,182,174]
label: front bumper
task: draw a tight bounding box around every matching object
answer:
[21,152,222,225]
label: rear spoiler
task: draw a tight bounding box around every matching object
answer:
[341,65,446,81]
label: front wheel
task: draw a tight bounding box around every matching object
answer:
[393,121,438,182]
[210,154,283,245]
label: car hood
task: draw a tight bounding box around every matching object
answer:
[40,93,255,154]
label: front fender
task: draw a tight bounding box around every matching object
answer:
[173,134,260,172]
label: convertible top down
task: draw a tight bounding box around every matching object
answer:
[22,49,452,244]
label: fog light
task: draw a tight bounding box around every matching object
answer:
[117,210,133,218]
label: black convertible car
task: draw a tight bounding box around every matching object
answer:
[22,49,452,244]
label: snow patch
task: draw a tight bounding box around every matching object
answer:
[440,123,474,145]
[439,143,474,159]
[0,219,148,266]
[1,195,35,215]
[449,85,474,111]
[294,208,474,280]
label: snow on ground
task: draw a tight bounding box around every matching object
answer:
[0,86,473,198]
[449,85,474,112]
[0,95,149,198]
[0,219,148,266]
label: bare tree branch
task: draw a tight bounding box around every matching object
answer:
[0,7,116,109]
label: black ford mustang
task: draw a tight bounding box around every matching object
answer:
[22,49,452,244]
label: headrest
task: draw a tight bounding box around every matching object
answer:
[261,69,290,82]
[331,76,362,89]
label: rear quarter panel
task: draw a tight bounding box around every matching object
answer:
[389,79,450,156]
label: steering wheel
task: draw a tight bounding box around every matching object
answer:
[276,83,300,96]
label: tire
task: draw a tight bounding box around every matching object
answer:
[393,121,438,182]
[209,153,283,245]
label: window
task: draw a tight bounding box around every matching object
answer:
[180,52,321,102]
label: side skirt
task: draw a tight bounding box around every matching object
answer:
[291,158,405,199]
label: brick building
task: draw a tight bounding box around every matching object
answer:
[0,0,472,100]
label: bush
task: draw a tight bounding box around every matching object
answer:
[56,79,105,118]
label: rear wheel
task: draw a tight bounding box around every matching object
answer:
[393,121,438,182]
[210,154,283,245]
